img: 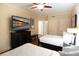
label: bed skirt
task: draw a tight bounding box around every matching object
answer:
[40,42,62,51]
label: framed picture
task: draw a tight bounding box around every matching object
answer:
[12,16,30,28]
[30,18,34,29]
[11,16,31,31]
[71,14,77,28]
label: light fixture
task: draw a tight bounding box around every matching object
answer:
[31,3,52,11]
[37,4,44,9]
[37,4,44,11]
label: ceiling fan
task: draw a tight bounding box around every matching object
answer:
[31,3,52,11]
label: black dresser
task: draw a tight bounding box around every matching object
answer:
[11,30,31,49]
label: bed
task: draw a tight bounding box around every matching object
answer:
[39,35,63,51]
[39,33,75,51]
[0,43,60,56]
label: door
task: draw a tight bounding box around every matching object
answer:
[38,20,48,35]
[48,17,59,35]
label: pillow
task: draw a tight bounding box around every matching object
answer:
[63,32,75,46]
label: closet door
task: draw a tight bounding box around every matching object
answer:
[48,16,71,35]
[48,16,59,35]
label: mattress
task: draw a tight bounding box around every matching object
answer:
[39,35,63,47]
[0,43,60,56]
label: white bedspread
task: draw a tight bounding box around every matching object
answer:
[0,43,60,56]
[39,35,63,47]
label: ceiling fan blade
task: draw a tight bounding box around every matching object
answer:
[33,3,39,5]
[31,7,37,9]
[44,6,52,8]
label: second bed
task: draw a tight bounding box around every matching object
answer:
[39,35,63,51]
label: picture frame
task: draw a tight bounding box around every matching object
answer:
[30,18,35,29]
[11,16,31,30]
[71,14,77,28]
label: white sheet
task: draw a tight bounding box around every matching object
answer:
[0,43,60,56]
[39,35,63,47]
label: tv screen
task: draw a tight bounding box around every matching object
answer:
[11,16,31,31]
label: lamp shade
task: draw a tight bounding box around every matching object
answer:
[67,28,79,33]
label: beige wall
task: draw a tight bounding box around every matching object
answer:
[0,3,39,53]
[48,15,72,35]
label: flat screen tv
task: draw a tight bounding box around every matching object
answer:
[11,16,31,31]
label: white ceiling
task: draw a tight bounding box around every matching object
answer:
[11,3,76,16]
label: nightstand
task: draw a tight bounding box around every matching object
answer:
[31,34,39,46]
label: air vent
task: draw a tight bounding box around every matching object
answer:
[52,16,55,18]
